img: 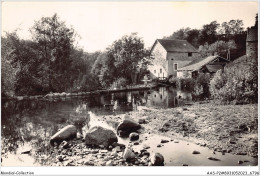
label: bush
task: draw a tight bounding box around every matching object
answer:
[210,56,257,104]
[169,77,180,88]
[195,73,211,98]
[169,74,210,100]
[180,78,196,91]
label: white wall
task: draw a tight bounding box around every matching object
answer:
[150,41,168,77]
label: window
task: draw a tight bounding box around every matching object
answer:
[160,68,162,73]
[174,63,178,70]
[154,70,156,74]
[188,52,192,57]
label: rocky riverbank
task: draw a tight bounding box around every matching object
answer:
[124,102,258,158]
[41,115,163,166]
[1,102,257,166]
[50,102,258,166]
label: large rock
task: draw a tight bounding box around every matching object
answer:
[85,126,118,148]
[117,115,141,137]
[129,132,139,141]
[150,153,164,166]
[123,148,136,162]
[50,125,77,145]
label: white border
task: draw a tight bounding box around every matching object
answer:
[0,0,259,175]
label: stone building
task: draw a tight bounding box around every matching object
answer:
[149,39,199,79]
[246,15,258,58]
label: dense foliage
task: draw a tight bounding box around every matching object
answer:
[164,19,246,60]
[1,34,19,97]
[169,73,211,100]
[92,33,151,88]
[210,56,257,104]
[1,14,101,96]
[2,15,152,96]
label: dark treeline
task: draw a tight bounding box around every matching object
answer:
[2,14,102,97]
[163,19,247,60]
[1,13,254,97]
[1,14,151,97]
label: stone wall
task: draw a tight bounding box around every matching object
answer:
[167,52,199,77]
[246,42,258,59]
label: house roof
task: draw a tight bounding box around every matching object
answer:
[204,64,224,73]
[152,39,198,53]
[247,27,258,42]
[178,55,227,71]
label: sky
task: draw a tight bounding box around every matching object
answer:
[1,1,259,53]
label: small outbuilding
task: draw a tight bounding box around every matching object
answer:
[177,55,229,78]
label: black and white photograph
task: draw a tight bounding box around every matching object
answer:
[1,1,259,175]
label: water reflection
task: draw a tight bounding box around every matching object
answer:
[1,87,192,166]
[145,87,192,108]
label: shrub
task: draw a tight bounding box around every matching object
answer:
[169,77,181,88]
[180,78,196,91]
[195,73,211,98]
[210,56,257,104]
[169,74,210,100]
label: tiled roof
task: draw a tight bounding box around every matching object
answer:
[178,55,226,71]
[247,27,258,42]
[156,39,198,53]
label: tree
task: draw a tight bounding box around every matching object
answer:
[91,33,151,87]
[199,40,237,57]
[69,49,101,91]
[199,21,220,45]
[91,52,117,88]
[164,28,190,40]
[220,20,244,36]
[186,29,200,48]
[107,33,150,84]
[1,35,19,97]
[30,13,76,92]
[1,32,46,96]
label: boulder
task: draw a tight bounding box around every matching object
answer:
[123,148,136,162]
[129,132,139,141]
[50,125,77,145]
[85,126,118,148]
[150,153,164,166]
[117,116,141,137]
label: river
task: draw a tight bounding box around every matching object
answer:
[1,87,257,166]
